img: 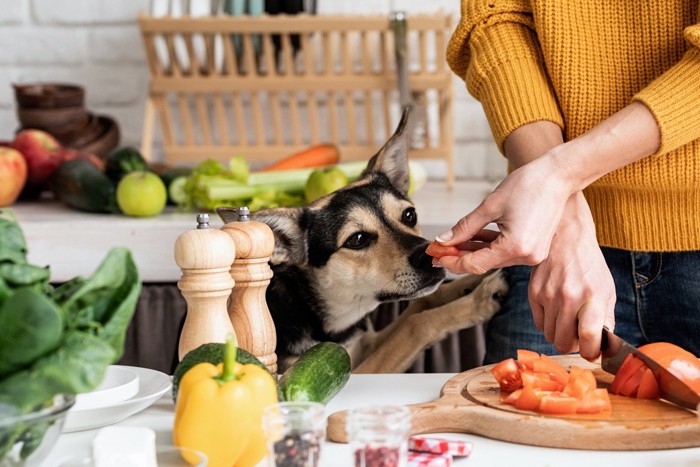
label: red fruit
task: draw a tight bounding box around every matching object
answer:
[11,129,63,196]
[0,147,28,206]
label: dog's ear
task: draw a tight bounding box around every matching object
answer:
[362,106,411,194]
[251,207,307,265]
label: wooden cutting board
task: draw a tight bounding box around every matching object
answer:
[326,355,700,450]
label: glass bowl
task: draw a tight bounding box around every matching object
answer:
[0,394,75,467]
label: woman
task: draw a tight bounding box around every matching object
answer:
[439,1,700,363]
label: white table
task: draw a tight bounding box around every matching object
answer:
[44,373,700,467]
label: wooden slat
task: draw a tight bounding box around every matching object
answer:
[139,14,449,34]
[307,91,321,143]
[231,92,248,146]
[195,94,212,145]
[327,90,338,142]
[163,33,183,76]
[213,93,229,145]
[154,95,175,145]
[150,74,449,93]
[177,94,195,145]
[419,30,428,73]
[183,33,200,76]
[222,30,238,75]
[142,33,164,76]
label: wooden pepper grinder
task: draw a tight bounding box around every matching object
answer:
[174,213,236,360]
[221,206,278,374]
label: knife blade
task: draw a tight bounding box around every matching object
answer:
[601,327,699,410]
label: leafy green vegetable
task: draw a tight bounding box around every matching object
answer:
[0,288,64,378]
[0,210,141,460]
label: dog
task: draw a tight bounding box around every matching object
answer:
[217,109,507,373]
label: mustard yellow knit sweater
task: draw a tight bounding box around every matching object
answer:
[447,0,700,252]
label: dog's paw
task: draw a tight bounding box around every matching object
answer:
[469,270,508,321]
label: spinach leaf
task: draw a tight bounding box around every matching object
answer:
[56,248,141,356]
[0,330,116,412]
[0,212,29,264]
[0,288,64,377]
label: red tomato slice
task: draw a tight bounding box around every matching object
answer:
[425,241,460,259]
[636,368,661,399]
[533,354,570,385]
[563,367,597,398]
[513,385,543,411]
[517,349,540,370]
[610,354,646,395]
[577,388,612,414]
[521,370,561,391]
[539,393,579,414]
[491,358,523,392]
[618,363,647,398]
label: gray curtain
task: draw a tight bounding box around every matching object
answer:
[118,284,486,375]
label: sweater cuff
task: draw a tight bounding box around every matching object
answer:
[473,56,565,153]
[633,47,700,156]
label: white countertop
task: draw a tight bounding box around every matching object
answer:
[9,181,496,283]
[44,373,700,467]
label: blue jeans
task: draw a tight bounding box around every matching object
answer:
[483,247,700,364]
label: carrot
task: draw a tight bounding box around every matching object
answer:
[259,144,340,172]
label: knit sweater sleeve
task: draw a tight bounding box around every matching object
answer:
[446,0,563,152]
[633,13,700,156]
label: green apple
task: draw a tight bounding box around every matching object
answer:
[304,166,349,204]
[117,170,167,217]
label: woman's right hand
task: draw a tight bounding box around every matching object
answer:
[436,150,576,275]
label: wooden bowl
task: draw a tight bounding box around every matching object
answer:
[14,83,85,108]
[52,113,101,147]
[17,106,88,130]
[74,115,120,158]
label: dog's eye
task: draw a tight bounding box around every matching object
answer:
[402,207,417,227]
[343,232,371,250]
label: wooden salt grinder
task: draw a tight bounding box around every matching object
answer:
[174,213,236,361]
[222,206,278,374]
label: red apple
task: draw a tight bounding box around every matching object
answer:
[11,129,63,197]
[0,147,28,206]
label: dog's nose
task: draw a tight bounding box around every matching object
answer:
[409,243,434,270]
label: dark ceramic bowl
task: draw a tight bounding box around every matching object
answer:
[14,83,85,109]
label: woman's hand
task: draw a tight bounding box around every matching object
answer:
[528,192,616,360]
[436,151,576,275]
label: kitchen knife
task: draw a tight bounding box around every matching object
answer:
[601,327,699,410]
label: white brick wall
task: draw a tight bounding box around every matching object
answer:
[0,0,505,182]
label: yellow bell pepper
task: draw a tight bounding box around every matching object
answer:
[173,335,278,467]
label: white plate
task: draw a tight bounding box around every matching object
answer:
[63,366,171,433]
[72,366,140,411]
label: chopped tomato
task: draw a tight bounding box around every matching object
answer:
[425,241,460,259]
[521,370,562,392]
[610,354,645,395]
[517,349,540,370]
[493,350,611,415]
[563,367,597,398]
[539,393,580,414]
[533,354,570,386]
[636,368,660,399]
[512,385,543,411]
[491,358,522,392]
[577,388,612,414]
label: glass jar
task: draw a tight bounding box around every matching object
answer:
[346,405,412,467]
[262,401,326,467]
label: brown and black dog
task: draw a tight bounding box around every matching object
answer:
[218,109,507,373]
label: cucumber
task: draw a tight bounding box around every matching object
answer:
[167,175,188,205]
[278,342,351,404]
[105,147,148,183]
[172,342,273,401]
[51,159,119,213]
